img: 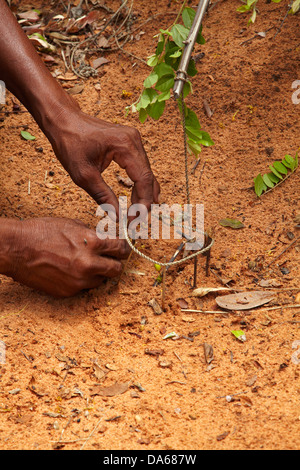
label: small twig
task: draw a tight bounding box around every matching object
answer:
[199,161,206,186]
[205,247,211,277]
[208,0,223,11]
[70,0,129,77]
[80,416,103,450]
[181,304,300,314]
[181,309,227,314]
[250,304,300,313]
[191,158,201,175]
[273,2,293,38]
[161,259,167,311]
[153,241,185,286]
[193,257,198,288]
[118,245,135,284]
[20,350,33,362]
[265,235,300,268]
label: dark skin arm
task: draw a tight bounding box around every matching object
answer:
[0,1,160,297]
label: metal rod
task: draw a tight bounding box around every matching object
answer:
[173,0,210,100]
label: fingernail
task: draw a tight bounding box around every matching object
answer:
[158,193,161,204]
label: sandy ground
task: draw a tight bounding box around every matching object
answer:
[0,0,299,450]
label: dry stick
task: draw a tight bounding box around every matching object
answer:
[181,304,300,314]
[265,235,300,268]
[70,0,129,77]
[80,416,103,450]
[113,28,146,64]
[161,258,167,311]
[117,243,135,284]
[198,161,206,186]
[273,2,293,39]
[153,240,185,287]
[191,158,201,174]
[193,257,198,288]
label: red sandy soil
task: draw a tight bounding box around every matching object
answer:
[0,0,299,450]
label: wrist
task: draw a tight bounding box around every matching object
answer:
[29,85,80,141]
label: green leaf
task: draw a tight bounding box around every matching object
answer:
[237,5,251,12]
[219,218,245,229]
[20,130,36,141]
[254,174,267,196]
[170,24,190,48]
[138,107,148,123]
[262,173,274,188]
[183,80,192,99]
[157,89,171,102]
[187,139,202,156]
[273,161,288,175]
[147,54,159,67]
[136,88,158,111]
[282,154,295,171]
[155,33,165,56]
[159,28,171,35]
[186,126,202,142]
[196,26,205,45]
[154,62,174,79]
[231,330,246,342]
[185,108,202,131]
[147,100,166,120]
[198,131,214,147]
[143,72,158,88]
[28,33,56,52]
[164,40,181,67]
[187,59,198,77]
[267,172,280,184]
[169,49,182,58]
[269,164,283,180]
[249,7,257,24]
[155,75,174,92]
[291,0,300,13]
[182,7,196,29]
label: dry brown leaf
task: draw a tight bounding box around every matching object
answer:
[18,10,40,22]
[116,173,134,188]
[92,57,110,69]
[98,36,110,48]
[245,374,257,387]
[145,348,164,357]
[216,291,275,311]
[259,279,282,288]
[203,343,214,364]
[28,376,47,397]
[148,298,163,315]
[192,286,232,297]
[93,361,108,381]
[90,382,129,397]
[203,98,213,118]
[67,84,84,95]
[181,316,196,322]
[56,72,78,81]
[177,298,189,309]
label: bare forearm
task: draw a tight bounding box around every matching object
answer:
[0,0,75,136]
[0,219,19,275]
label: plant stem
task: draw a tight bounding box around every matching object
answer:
[172,0,188,28]
[161,260,167,311]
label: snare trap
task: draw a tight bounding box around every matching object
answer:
[124,0,214,309]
